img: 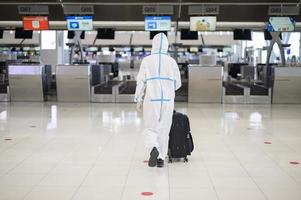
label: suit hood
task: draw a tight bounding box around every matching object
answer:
[151,33,168,54]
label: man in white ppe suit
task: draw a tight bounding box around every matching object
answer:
[135,33,181,168]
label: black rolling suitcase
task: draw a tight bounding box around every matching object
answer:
[168,111,194,163]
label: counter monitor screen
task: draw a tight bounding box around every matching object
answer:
[15,28,33,39]
[66,16,93,31]
[190,16,216,31]
[233,29,252,40]
[267,17,295,32]
[80,31,85,39]
[22,16,49,30]
[181,29,198,40]
[0,30,3,39]
[67,30,74,39]
[67,31,85,39]
[150,31,167,39]
[145,16,171,31]
[96,28,115,39]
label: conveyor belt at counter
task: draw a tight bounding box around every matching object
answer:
[94,81,121,94]
[118,81,136,94]
[94,85,113,94]
[224,83,244,96]
[233,82,269,96]
[250,86,269,96]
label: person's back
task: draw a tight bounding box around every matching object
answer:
[142,53,178,102]
[135,33,181,168]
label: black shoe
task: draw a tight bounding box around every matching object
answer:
[157,158,164,168]
[148,147,159,167]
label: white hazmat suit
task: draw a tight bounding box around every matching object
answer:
[135,33,181,160]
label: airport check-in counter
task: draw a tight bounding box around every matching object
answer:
[188,65,223,103]
[223,63,272,104]
[91,80,122,103]
[8,64,46,101]
[273,67,301,103]
[91,63,122,103]
[56,64,91,102]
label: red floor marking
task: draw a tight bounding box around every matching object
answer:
[143,160,149,163]
[264,141,272,144]
[141,192,154,196]
[4,138,12,141]
[290,161,300,165]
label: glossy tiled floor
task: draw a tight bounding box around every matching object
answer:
[1,102,301,200]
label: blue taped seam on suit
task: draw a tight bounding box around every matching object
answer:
[158,33,163,76]
[145,33,170,121]
[158,33,163,121]
[151,99,171,102]
[146,77,174,82]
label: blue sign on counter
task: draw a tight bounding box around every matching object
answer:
[66,16,93,31]
[145,16,171,31]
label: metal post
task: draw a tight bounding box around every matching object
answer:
[74,31,84,63]
[174,0,182,62]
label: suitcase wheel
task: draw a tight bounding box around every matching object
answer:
[184,157,188,163]
[168,157,173,163]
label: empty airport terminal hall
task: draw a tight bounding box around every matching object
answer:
[1,0,301,200]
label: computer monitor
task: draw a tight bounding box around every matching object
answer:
[67,31,85,39]
[80,31,85,39]
[181,29,198,40]
[233,29,252,40]
[67,31,74,39]
[96,28,115,39]
[15,28,33,39]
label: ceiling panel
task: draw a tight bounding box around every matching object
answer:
[0,1,300,25]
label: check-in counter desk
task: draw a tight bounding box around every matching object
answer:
[8,64,46,101]
[115,81,136,103]
[188,65,223,103]
[91,81,122,103]
[273,67,301,103]
[56,64,91,102]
